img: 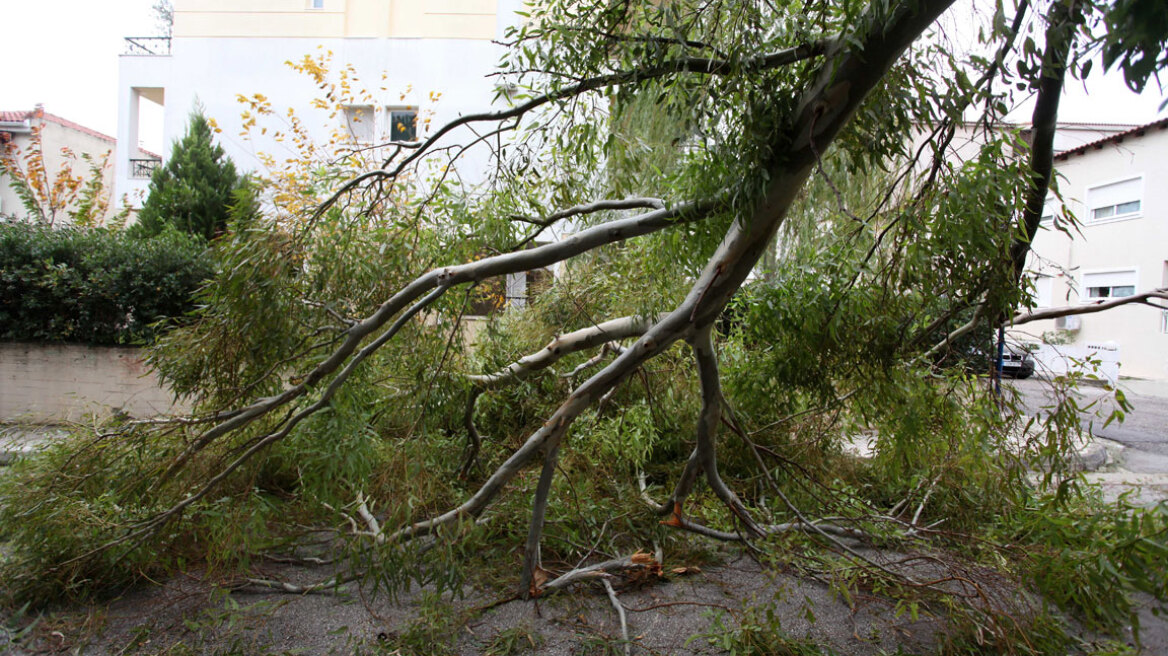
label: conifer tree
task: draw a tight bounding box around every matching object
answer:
[134,111,240,240]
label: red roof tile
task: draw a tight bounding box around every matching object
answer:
[0,110,34,123]
[0,109,115,144]
[1054,117,1168,160]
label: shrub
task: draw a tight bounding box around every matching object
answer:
[0,221,213,345]
[131,111,242,241]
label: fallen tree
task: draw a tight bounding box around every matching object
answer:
[3,0,1167,646]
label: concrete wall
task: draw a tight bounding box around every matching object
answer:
[0,343,186,422]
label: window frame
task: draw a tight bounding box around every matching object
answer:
[341,105,418,144]
[342,104,377,144]
[1038,195,1060,228]
[384,107,418,143]
[1028,273,1054,309]
[1085,175,1144,225]
[1080,267,1139,303]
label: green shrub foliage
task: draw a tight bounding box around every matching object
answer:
[132,111,242,241]
[0,221,212,344]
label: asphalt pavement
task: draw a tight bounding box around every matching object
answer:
[1009,377,1168,504]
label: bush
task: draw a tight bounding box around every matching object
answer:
[0,221,213,345]
[131,112,242,241]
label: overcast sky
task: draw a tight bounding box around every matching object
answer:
[2,0,158,137]
[1,0,1165,144]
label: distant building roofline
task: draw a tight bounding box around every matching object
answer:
[1054,117,1168,160]
[0,107,116,144]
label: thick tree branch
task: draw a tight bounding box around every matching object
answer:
[509,197,665,228]
[602,578,632,656]
[460,316,657,476]
[161,202,715,482]
[541,552,661,594]
[1013,288,1168,325]
[519,436,562,597]
[301,40,832,222]
[1008,0,1082,283]
[679,325,765,536]
[468,315,662,388]
[922,302,987,361]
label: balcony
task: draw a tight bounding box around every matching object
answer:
[123,37,171,56]
[130,158,162,180]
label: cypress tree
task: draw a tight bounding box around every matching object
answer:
[134,111,240,240]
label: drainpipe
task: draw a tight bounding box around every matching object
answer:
[994,325,1006,397]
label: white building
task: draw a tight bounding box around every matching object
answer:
[116,0,524,205]
[1014,118,1168,381]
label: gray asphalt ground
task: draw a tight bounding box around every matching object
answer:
[1009,377,1168,505]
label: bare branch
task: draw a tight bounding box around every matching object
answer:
[519,436,562,597]
[922,302,986,361]
[1013,288,1168,325]
[541,552,660,594]
[468,315,661,388]
[162,202,715,482]
[460,317,652,476]
[602,578,633,656]
[509,197,665,228]
[560,342,624,378]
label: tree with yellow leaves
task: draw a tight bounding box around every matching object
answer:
[0,119,122,228]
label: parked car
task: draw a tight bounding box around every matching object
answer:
[954,339,1036,379]
[997,341,1035,379]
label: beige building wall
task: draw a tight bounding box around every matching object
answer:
[174,0,498,40]
[0,110,117,226]
[1013,123,1168,380]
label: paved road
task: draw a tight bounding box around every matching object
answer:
[1009,377,1168,475]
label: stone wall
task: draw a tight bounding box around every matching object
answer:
[0,343,186,422]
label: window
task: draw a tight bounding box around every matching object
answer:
[1082,269,1137,302]
[1039,197,1053,225]
[1028,274,1053,308]
[386,108,417,142]
[341,106,417,144]
[1086,176,1143,223]
[309,0,324,9]
[342,105,375,143]
[1038,196,1063,227]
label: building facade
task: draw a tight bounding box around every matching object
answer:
[1014,119,1168,381]
[0,105,118,225]
[116,0,524,204]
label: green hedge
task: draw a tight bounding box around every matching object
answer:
[0,221,214,345]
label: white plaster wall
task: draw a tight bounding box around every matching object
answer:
[115,53,174,207]
[1015,126,1168,380]
[0,343,188,422]
[119,36,511,202]
[1052,124,1133,153]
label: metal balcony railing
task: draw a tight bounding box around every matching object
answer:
[130,158,162,179]
[123,36,172,56]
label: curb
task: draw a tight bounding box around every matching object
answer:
[0,425,65,466]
